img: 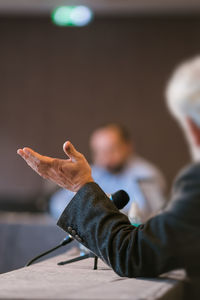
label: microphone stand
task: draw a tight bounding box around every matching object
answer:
[57,252,99,270]
[26,235,98,270]
[93,256,98,270]
[26,235,74,267]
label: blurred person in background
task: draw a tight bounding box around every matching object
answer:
[49,123,166,223]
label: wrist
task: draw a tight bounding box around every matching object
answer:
[75,177,94,192]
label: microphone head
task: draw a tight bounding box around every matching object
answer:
[112,190,130,210]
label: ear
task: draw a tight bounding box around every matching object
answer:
[186,117,200,146]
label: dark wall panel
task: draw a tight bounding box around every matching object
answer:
[0,15,198,200]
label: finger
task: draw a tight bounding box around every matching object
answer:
[17,147,40,168]
[17,149,24,156]
[23,147,45,164]
[17,150,39,174]
[17,148,51,178]
[63,141,81,162]
[17,147,45,170]
[17,149,30,161]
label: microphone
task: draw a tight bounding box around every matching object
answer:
[110,190,130,210]
[26,189,129,267]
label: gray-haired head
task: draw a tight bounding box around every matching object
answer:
[166,56,200,161]
[166,56,200,127]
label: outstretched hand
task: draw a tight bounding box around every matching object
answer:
[17,141,94,192]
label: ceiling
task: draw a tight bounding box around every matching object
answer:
[0,0,200,16]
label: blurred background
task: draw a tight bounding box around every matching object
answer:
[0,0,200,273]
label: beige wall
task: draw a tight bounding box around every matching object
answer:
[1,15,197,202]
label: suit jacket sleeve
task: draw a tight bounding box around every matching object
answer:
[57,163,200,277]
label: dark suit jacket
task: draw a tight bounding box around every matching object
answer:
[57,163,200,278]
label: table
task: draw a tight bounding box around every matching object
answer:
[0,252,186,300]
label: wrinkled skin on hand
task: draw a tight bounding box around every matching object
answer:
[17,141,94,192]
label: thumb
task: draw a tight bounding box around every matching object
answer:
[63,141,81,161]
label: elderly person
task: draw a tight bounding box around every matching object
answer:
[18,56,200,279]
[50,123,166,222]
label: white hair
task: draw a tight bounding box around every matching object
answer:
[166,56,200,161]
